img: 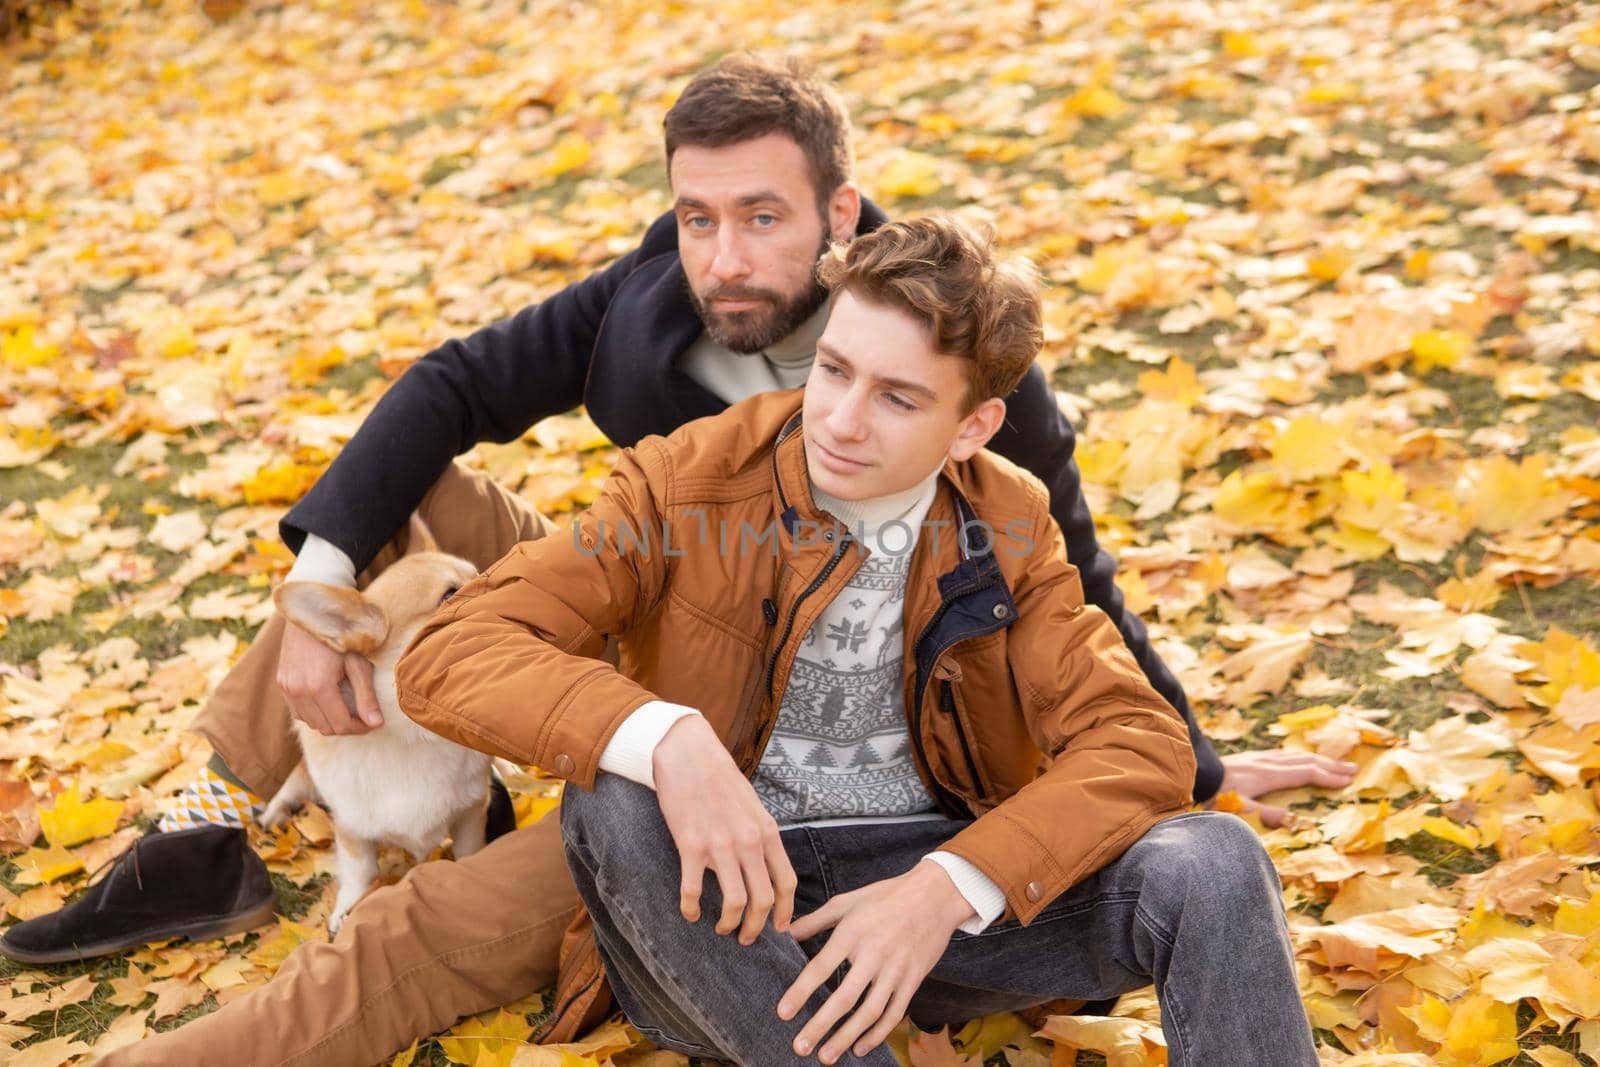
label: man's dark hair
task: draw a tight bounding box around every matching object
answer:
[663,54,854,206]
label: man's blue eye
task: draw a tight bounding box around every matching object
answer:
[754,214,777,226]
[887,394,915,411]
[685,216,712,230]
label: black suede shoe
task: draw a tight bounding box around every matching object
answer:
[486,770,516,843]
[0,824,276,965]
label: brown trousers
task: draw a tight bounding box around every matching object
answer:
[103,465,581,1067]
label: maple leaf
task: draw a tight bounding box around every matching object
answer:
[951,1013,1047,1061]
[38,784,125,848]
[906,1026,983,1067]
[7,1035,93,1067]
[241,460,325,506]
[1457,854,1566,917]
[1135,358,1202,407]
[91,1009,149,1054]
[248,916,328,973]
[1033,1014,1167,1067]
[0,779,41,854]
[1404,992,1518,1065]
[1518,628,1600,709]
[1436,568,1504,613]
[1468,455,1573,534]
[1269,415,1348,481]
[1,323,62,369]
[873,151,943,199]
[1410,329,1472,373]
[1333,304,1419,373]
[439,1008,534,1066]
[1216,629,1313,702]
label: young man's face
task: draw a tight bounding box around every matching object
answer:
[802,288,1007,502]
[671,133,859,353]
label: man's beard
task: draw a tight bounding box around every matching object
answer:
[686,231,832,354]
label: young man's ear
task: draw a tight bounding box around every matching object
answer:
[947,398,1007,463]
[826,182,861,243]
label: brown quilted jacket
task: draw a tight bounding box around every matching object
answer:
[395,389,1196,1041]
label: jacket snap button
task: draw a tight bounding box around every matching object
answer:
[553,754,576,777]
[992,603,1009,621]
[1025,881,1043,902]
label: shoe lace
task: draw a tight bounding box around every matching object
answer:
[83,829,149,891]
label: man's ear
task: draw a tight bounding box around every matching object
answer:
[947,397,1007,463]
[827,182,861,243]
[274,583,389,656]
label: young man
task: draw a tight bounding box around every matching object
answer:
[396,216,1317,1065]
[58,56,1345,1067]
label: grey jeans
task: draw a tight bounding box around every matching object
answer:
[561,776,1316,1066]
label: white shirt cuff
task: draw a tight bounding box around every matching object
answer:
[924,852,1008,934]
[598,701,701,788]
[286,533,358,588]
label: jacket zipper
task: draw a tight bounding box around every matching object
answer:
[546,970,603,1038]
[764,534,851,697]
[728,601,778,769]
[940,680,988,800]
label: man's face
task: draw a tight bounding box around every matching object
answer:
[802,289,1006,502]
[672,134,843,353]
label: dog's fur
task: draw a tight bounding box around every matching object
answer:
[264,531,489,933]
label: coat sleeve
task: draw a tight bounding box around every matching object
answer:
[937,489,1197,925]
[986,364,1225,801]
[280,212,681,574]
[393,441,674,785]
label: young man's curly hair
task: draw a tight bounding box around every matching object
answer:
[816,215,1044,413]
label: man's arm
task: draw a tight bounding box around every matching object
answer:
[281,212,680,575]
[937,489,1197,926]
[986,364,1226,801]
[394,443,674,771]
[395,449,801,946]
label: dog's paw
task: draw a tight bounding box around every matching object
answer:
[261,799,300,830]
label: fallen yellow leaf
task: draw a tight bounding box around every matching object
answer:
[39,785,125,848]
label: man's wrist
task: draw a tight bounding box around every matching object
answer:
[913,859,979,930]
[652,713,722,783]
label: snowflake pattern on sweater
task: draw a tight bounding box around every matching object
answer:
[752,530,939,823]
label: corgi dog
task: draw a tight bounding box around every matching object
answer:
[263,532,490,933]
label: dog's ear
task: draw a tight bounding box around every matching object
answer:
[406,513,440,555]
[273,583,389,656]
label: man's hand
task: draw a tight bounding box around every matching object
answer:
[1209,749,1358,827]
[778,861,974,1064]
[277,622,381,735]
[653,715,797,944]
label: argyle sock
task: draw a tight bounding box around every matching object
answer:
[157,755,265,832]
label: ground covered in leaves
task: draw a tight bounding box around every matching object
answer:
[2,0,1599,1063]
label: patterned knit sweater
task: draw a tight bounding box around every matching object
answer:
[750,475,940,822]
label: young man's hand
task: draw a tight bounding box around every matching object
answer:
[653,715,797,944]
[778,861,975,1063]
[277,622,382,735]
